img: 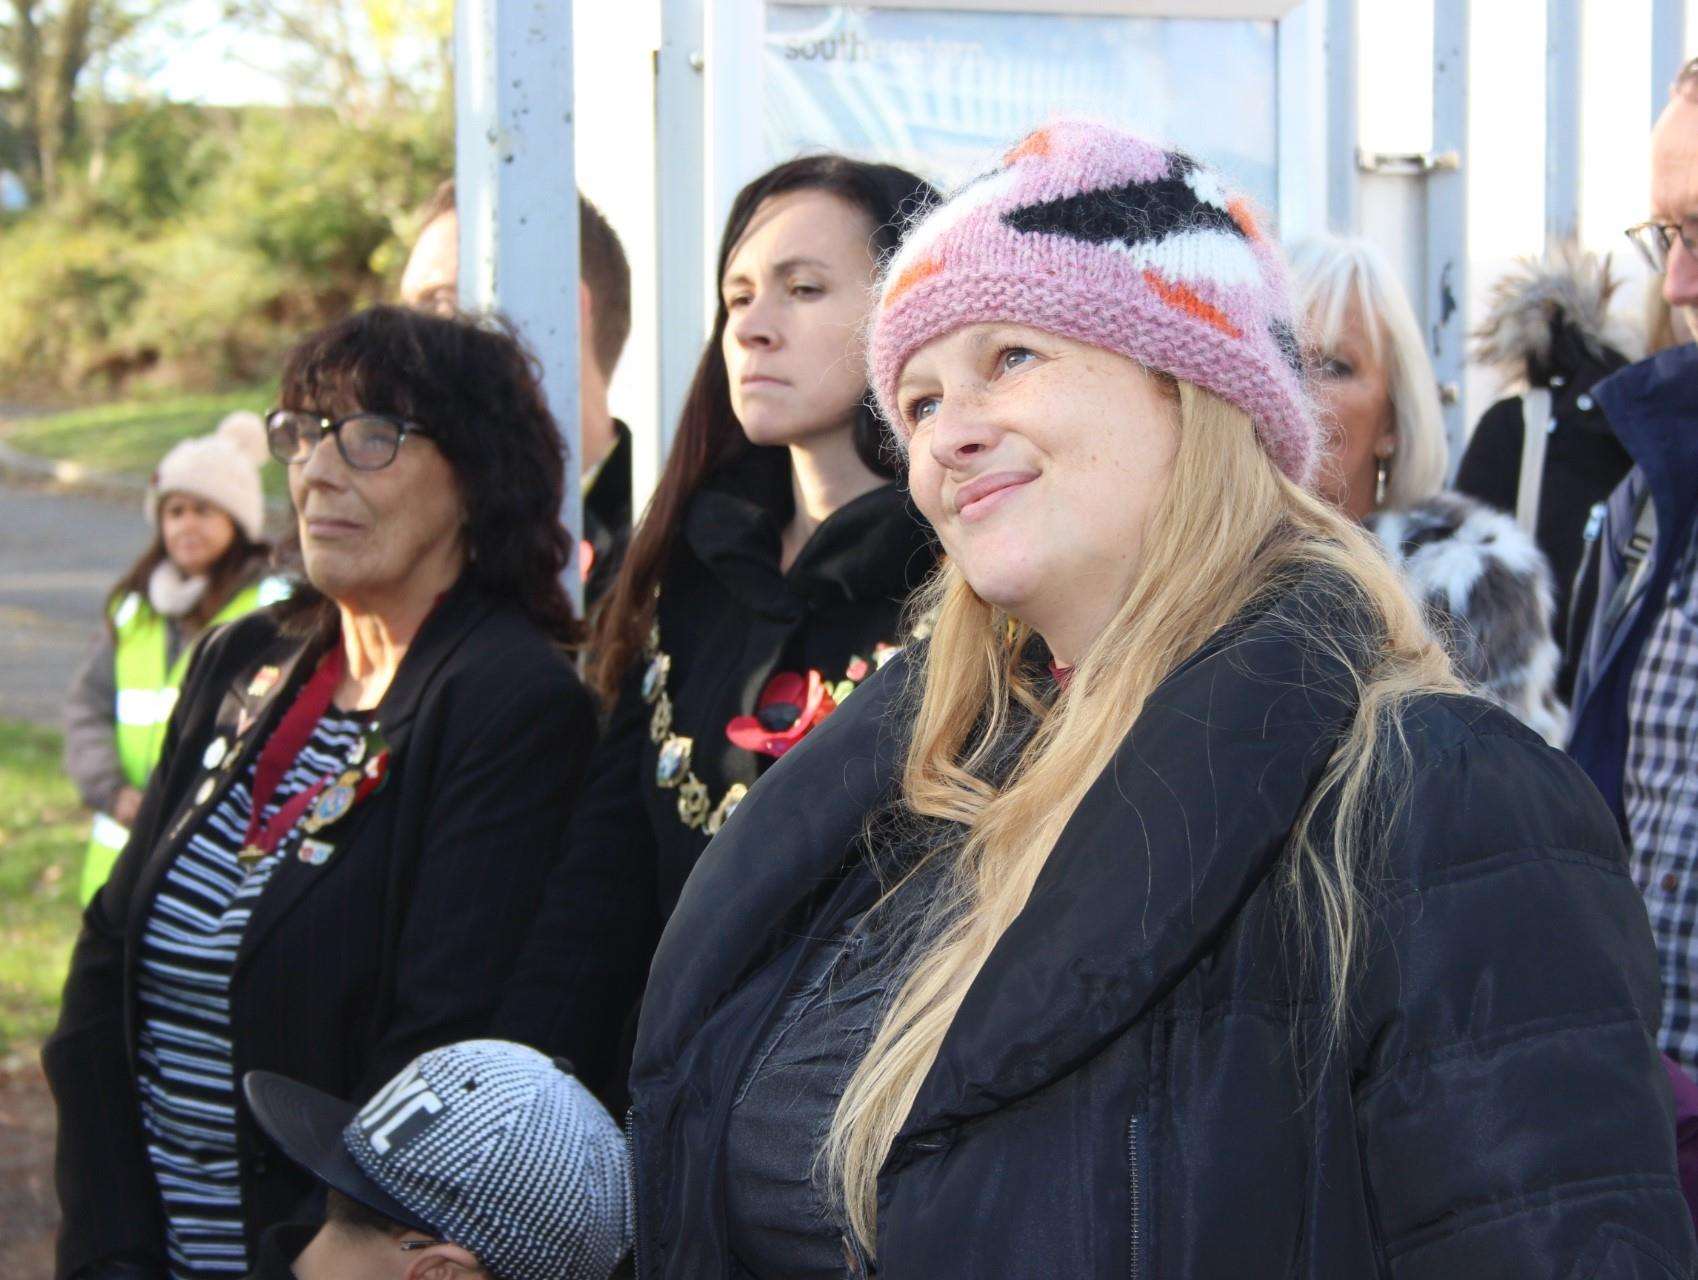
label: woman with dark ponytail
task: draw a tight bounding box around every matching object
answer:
[500,155,941,1103]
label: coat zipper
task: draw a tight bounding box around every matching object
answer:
[1128,1114,1146,1280]
[625,1106,645,1278]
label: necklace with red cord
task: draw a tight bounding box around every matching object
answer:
[236,644,347,869]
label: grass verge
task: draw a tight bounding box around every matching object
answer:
[0,385,284,497]
[0,720,83,1057]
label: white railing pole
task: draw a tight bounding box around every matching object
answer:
[1429,0,1470,460]
[456,0,583,612]
[651,0,708,508]
[1652,0,1687,126]
[1545,0,1582,247]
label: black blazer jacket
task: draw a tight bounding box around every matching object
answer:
[44,581,596,1278]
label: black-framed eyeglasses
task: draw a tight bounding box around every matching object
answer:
[264,409,432,472]
[397,1238,445,1253]
[1626,216,1698,272]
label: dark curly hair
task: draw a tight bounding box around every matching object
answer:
[272,305,580,646]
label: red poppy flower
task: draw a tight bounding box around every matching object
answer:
[725,670,837,758]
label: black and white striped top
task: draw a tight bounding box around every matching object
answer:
[136,708,368,1279]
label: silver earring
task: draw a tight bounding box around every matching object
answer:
[1374,457,1390,508]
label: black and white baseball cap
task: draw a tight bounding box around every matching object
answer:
[244,1040,629,1280]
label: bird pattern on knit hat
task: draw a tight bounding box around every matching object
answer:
[869,120,1319,486]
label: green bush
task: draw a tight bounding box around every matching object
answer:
[0,220,147,390]
[75,104,238,229]
[0,103,450,398]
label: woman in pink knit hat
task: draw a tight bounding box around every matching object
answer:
[626,121,1693,1277]
[63,411,283,903]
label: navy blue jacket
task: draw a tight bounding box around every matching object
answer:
[1569,344,1698,827]
[631,584,1695,1279]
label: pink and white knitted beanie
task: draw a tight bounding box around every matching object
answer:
[869,120,1318,486]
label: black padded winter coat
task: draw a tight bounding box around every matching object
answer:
[628,582,1696,1279]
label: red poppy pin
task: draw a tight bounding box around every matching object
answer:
[725,671,837,758]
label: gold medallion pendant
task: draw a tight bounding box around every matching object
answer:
[302,771,361,833]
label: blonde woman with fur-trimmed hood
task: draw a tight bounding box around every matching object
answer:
[624,122,1692,1279]
[1289,235,1572,745]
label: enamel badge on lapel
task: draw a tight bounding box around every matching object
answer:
[298,838,335,866]
[247,665,282,699]
[303,771,359,833]
[353,724,391,787]
[300,725,392,835]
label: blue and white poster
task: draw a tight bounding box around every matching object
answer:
[764,5,1281,216]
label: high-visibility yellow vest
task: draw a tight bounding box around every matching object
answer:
[81,577,290,903]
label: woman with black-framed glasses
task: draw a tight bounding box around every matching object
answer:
[46,305,599,1280]
[263,409,433,473]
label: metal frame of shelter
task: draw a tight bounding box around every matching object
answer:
[455,0,1690,537]
[454,0,583,611]
[655,0,1332,474]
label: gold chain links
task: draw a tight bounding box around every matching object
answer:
[641,618,748,837]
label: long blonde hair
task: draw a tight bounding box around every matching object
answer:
[824,382,1460,1252]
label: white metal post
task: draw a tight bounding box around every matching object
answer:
[1545,0,1582,246]
[704,0,767,245]
[651,0,708,508]
[1428,0,1469,459]
[1324,0,1359,232]
[1652,0,1687,125]
[455,0,583,613]
[1277,0,1330,238]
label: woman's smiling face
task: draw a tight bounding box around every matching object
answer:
[895,322,1182,661]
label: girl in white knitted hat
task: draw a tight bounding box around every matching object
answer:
[64,410,284,902]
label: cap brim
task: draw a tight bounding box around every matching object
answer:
[242,1071,437,1237]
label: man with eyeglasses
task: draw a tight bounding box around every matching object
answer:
[239,1040,631,1280]
[1570,57,1698,1074]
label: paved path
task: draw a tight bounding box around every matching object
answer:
[0,479,146,725]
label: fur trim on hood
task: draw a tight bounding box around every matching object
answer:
[1471,242,1633,384]
[1367,492,1567,745]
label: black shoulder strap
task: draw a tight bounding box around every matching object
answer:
[1567,502,1607,662]
[1595,488,1659,644]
